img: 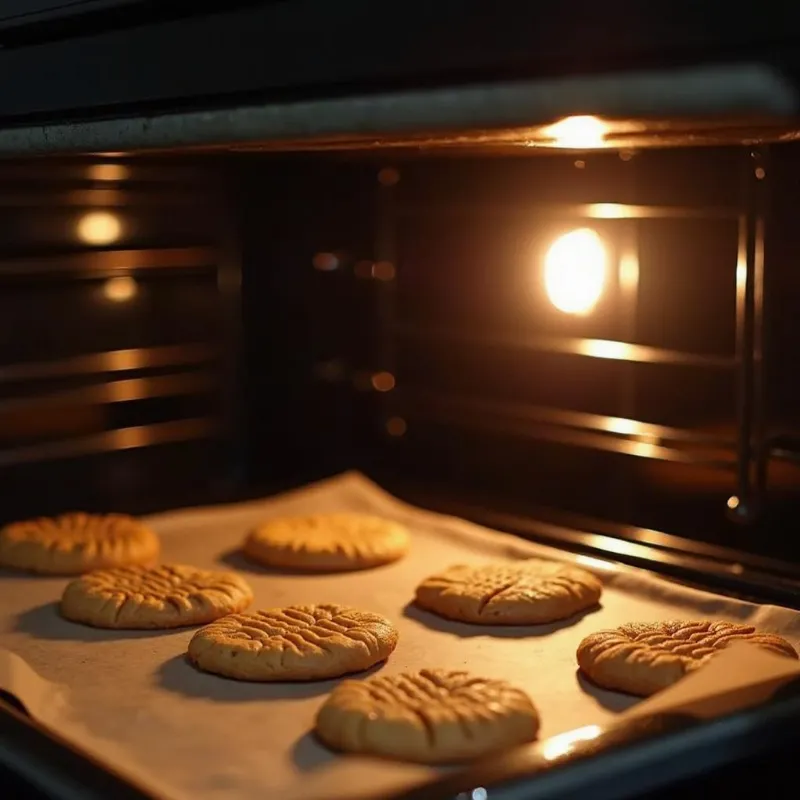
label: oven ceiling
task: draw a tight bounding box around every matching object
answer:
[1,1,800,155]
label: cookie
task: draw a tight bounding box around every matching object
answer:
[243,513,409,572]
[187,603,398,681]
[415,559,602,625]
[315,668,539,763]
[60,565,253,629]
[577,620,799,696]
[0,512,160,575]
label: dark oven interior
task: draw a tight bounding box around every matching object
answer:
[3,144,800,571]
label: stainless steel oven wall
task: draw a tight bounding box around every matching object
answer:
[243,147,800,563]
[0,156,241,523]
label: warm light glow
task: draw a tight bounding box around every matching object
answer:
[575,555,616,573]
[544,229,607,315]
[77,211,123,245]
[371,372,396,392]
[88,164,130,181]
[102,276,138,303]
[587,203,631,219]
[579,339,634,360]
[542,725,602,760]
[545,116,607,148]
[605,417,641,436]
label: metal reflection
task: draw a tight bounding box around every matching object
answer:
[102,276,138,302]
[395,324,735,369]
[543,116,608,148]
[730,147,769,523]
[0,344,216,384]
[541,725,603,760]
[76,210,123,245]
[0,418,216,468]
[586,203,633,219]
[87,163,130,182]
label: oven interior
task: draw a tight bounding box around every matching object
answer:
[2,142,800,579]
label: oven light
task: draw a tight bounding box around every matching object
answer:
[544,116,607,148]
[543,228,607,315]
[77,210,123,245]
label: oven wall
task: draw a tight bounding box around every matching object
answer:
[2,148,800,563]
[239,146,800,562]
[0,156,241,522]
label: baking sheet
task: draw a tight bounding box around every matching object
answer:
[1,471,799,800]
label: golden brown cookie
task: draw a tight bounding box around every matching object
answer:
[0,512,160,575]
[577,620,799,696]
[187,604,398,681]
[315,668,539,763]
[60,565,253,629]
[243,513,409,572]
[415,559,602,625]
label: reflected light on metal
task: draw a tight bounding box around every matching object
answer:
[541,725,603,760]
[544,116,608,148]
[77,211,123,245]
[102,276,138,303]
[371,372,396,392]
[579,339,633,360]
[587,203,631,219]
[543,229,607,315]
[605,417,641,436]
[585,534,641,558]
[632,440,663,459]
[575,554,617,573]
[619,250,639,294]
[88,163,130,181]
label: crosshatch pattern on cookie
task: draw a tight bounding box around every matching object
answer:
[0,512,160,574]
[188,603,398,680]
[415,559,602,624]
[244,513,409,571]
[315,668,539,763]
[577,620,798,696]
[60,564,253,629]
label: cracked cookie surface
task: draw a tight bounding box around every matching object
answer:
[244,513,409,572]
[315,668,539,763]
[415,559,602,625]
[187,604,398,681]
[577,620,799,696]
[60,564,253,629]
[0,512,160,575]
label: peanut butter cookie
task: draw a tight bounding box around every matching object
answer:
[244,513,409,572]
[315,668,539,763]
[577,620,798,696]
[0,512,159,575]
[187,604,398,681]
[415,559,602,625]
[60,564,253,629]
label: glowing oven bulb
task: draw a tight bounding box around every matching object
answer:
[543,228,607,315]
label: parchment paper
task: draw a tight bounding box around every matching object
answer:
[1,471,799,800]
